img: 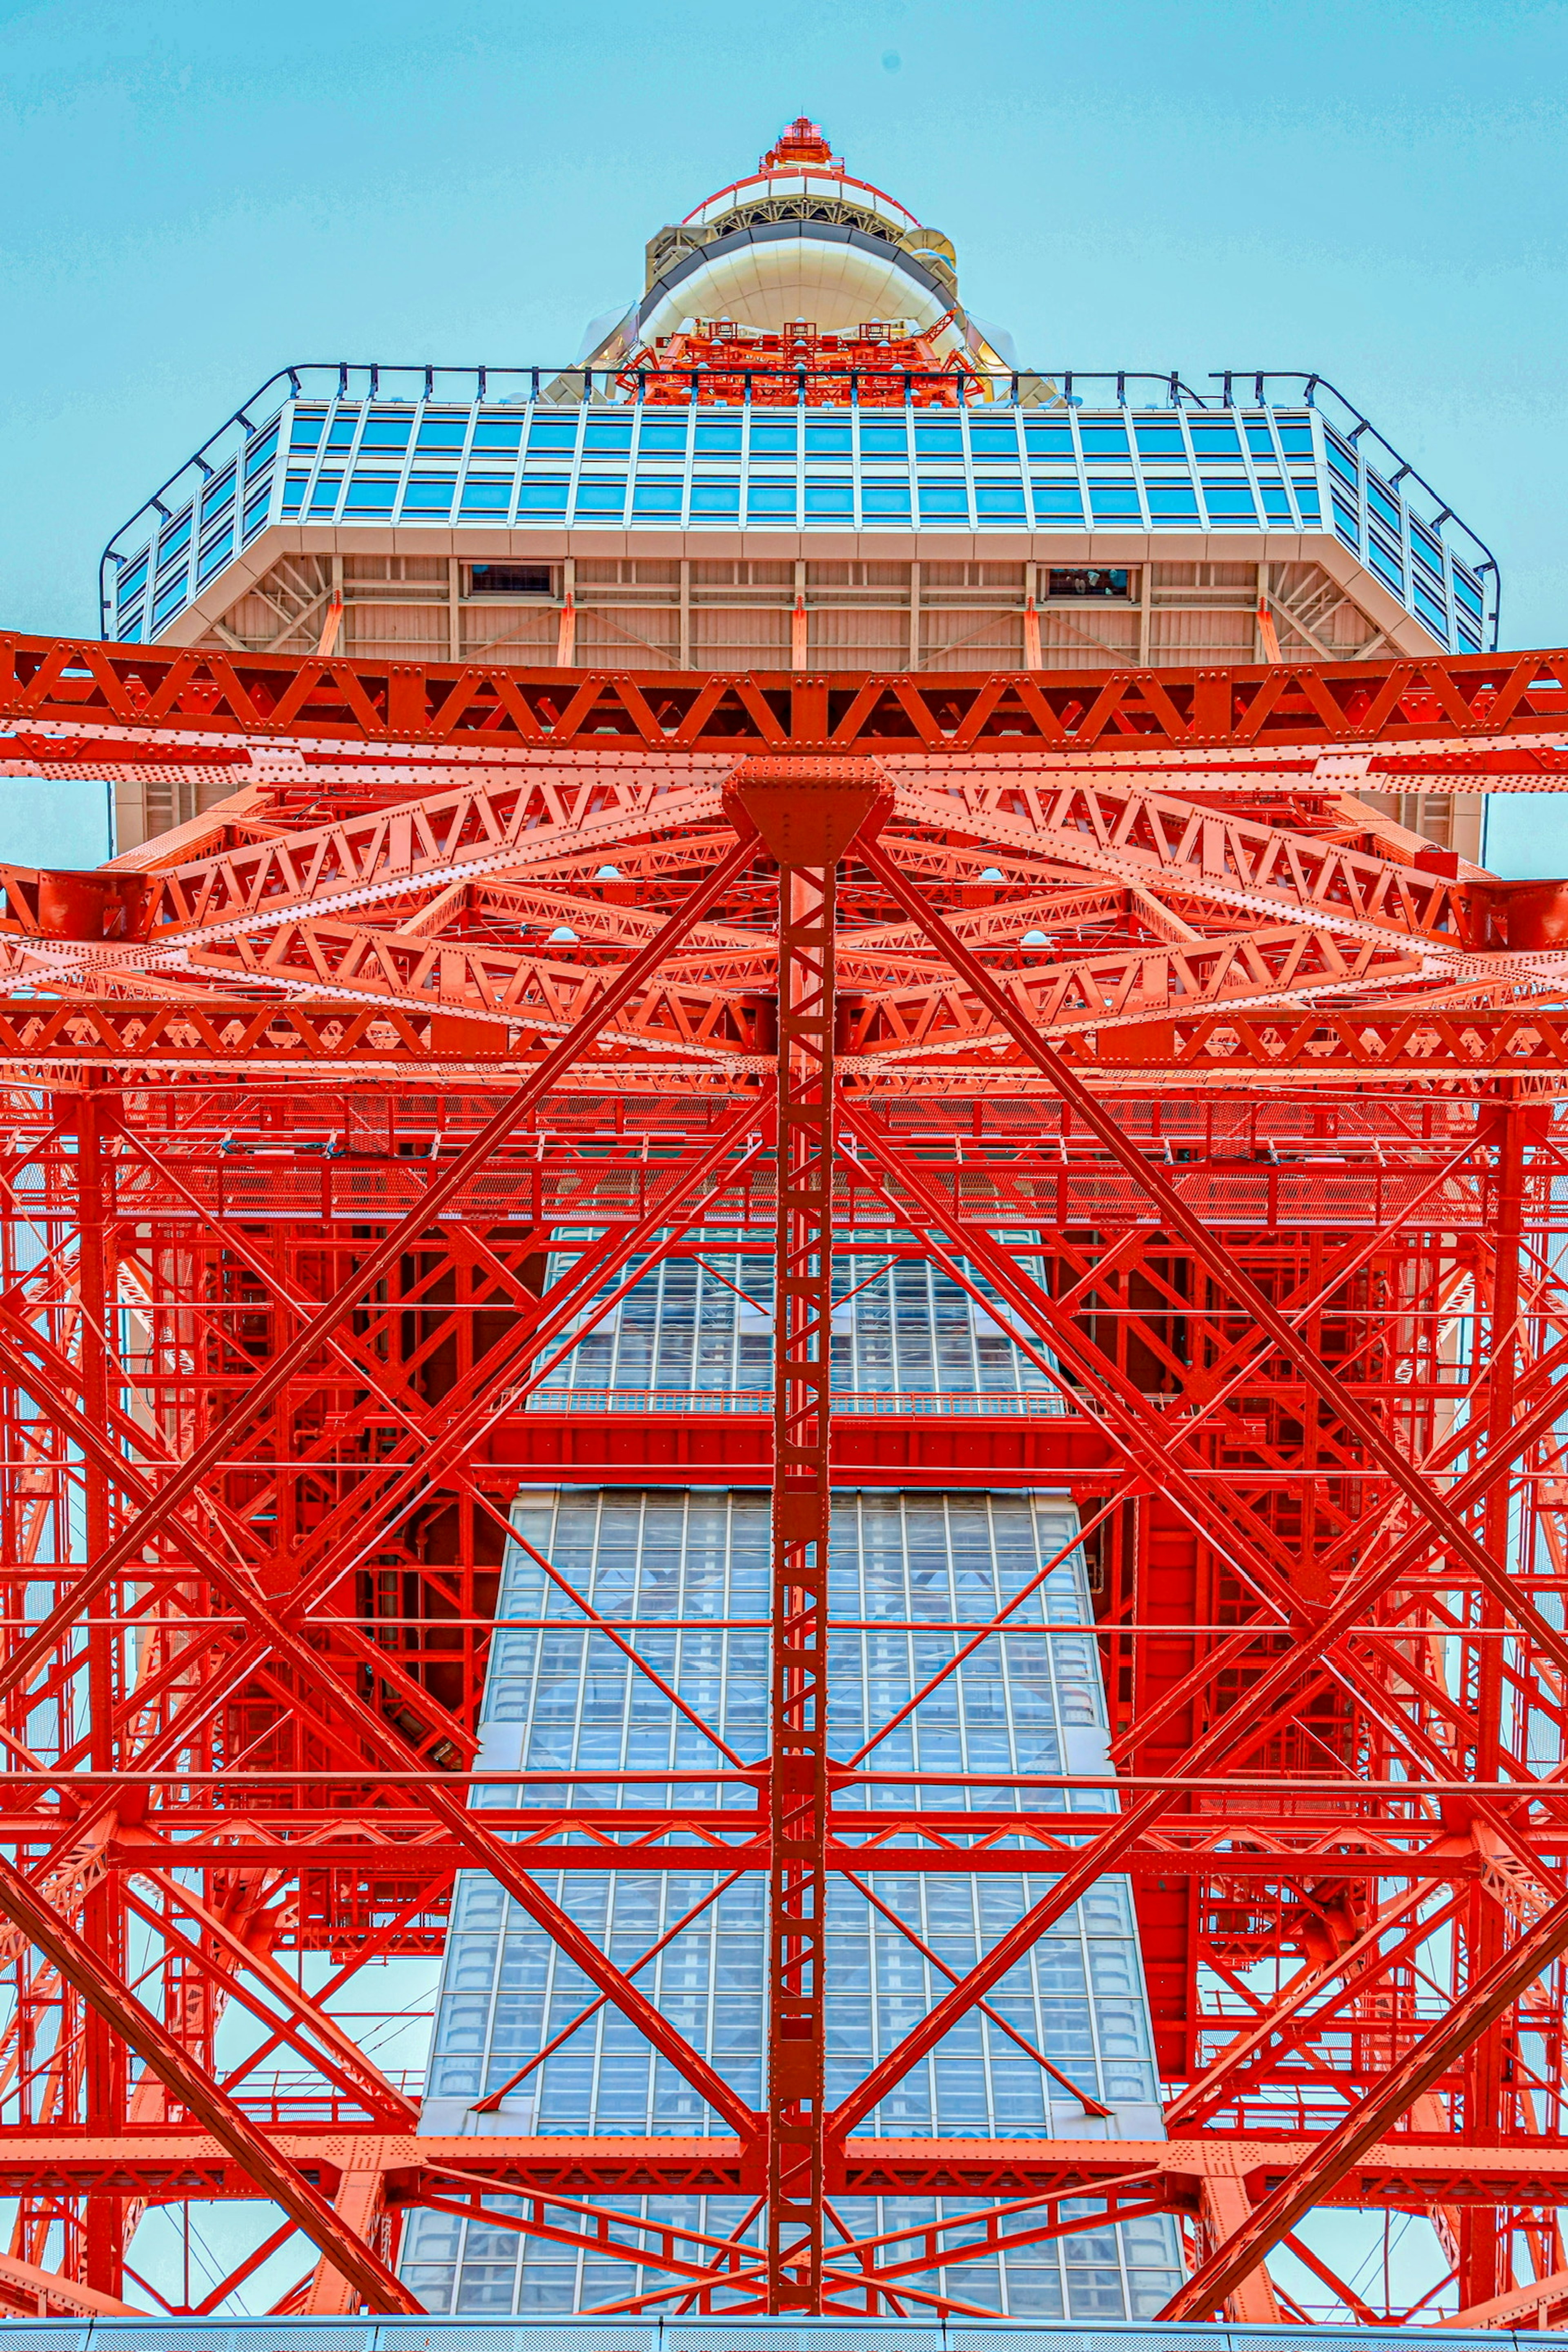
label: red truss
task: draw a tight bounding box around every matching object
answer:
[0,642,1567,2321]
[618,321,977,407]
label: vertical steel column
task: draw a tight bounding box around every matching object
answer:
[766,854,836,2306]
[76,1086,124,2296]
[728,758,889,2313]
[1461,1088,1529,2310]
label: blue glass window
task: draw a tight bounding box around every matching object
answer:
[631,479,682,516]
[1134,428,1185,458]
[473,419,523,453]
[326,411,360,452]
[746,481,796,515]
[969,427,1019,460]
[361,413,411,452]
[517,479,569,514]
[1245,424,1278,458]
[1414,584,1450,637]
[196,526,234,583]
[1032,483,1084,517]
[200,469,235,522]
[290,410,326,450]
[861,481,911,515]
[575,477,628,514]
[1089,481,1140,519]
[1278,423,1315,459]
[114,611,144,644]
[528,422,578,454]
[918,481,969,517]
[1368,536,1405,592]
[157,513,192,570]
[640,422,689,455]
[1202,483,1257,520]
[750,425,797,457]
[462,475,515,515]
[1367,479,1401,532]
[1146,485,1198,518]
[915,426,963,459]
[244,424,279,478]
[1080,428,1131,459]
[860,426,908,459]
[695,423,742,455]
[308,472,342,515]
[1293,480,1321,519]
[804,480,853,514]
[1457,617,1482,649]
[1325,435,1359,489]
[1191,428,1244,461]
[403,474,456,515]
[280,473,309,517]
[1331,495,1361,548]
[1025,428,1074,458]
[1258,482,1293,521]
[584,423,634,456]
[690,478,739,514]
[806,424,851,457]
[345,474,398,515]
[1410,519,1443,577]
[242,486,271,538]
[975,482,1026,517]
[1453,569,1483,619]
[116,555,149,605]
[151,577,187,628]
[417,415,468,450]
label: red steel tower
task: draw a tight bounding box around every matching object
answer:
[0,120,1565,2333]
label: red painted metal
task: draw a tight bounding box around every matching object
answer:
[0,636,1566,2316]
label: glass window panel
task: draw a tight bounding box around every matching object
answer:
[417,414,469,450]
[403,474,456,514]
[1032,483,1084,518]
[575,478,627,513]
[462,476,515,514]
[633,479,683,515]
[344,474,398,515]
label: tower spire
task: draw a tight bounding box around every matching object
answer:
[760,116,842,171]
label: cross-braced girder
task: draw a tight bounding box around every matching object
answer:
[0,642,1564,2320]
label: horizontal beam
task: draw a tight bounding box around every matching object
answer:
[1,991,1566,1080]
[6,637,1568,762]
[6,2131,1568,2210]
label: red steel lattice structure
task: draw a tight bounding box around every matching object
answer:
[2,630,1568,2321]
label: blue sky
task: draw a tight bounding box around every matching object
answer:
[1,0,1565,870]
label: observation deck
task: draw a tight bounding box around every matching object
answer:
[101,363,1494,664]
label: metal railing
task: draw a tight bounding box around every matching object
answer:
[526,1386,1068,1417]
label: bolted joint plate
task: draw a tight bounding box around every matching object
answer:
[724,753,893,867]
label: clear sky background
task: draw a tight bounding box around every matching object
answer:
[0,0,1565,871]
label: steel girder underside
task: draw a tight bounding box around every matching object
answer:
[1,643,1568,2323]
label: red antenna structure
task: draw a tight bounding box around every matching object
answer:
[0,630,1567,2321]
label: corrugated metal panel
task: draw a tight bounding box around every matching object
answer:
[577,608,679,664]
[342,602,448,658]
[1036,610,1138,668]
[1151,608,1253,659]
[811,606,911,667]
[922,610,1025,670]
[689,606,790,665]
[462,607,557,658]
